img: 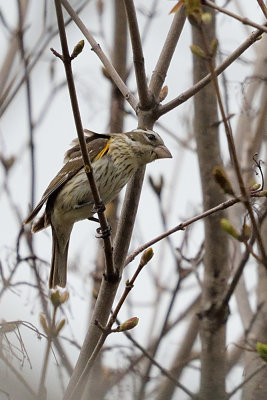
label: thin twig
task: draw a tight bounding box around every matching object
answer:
[64,252,150,400]
[136,276,183,400]
[38,308,57,399]
[123,0,151,107]
[203,0,267,33]
[227,364,267,398]
[256,0,267,19]
[197,22,267,267]
[0,1,89,118]
[17,0,35,209]
[53,0,115,280]
[0,353,36,398]
[149,4,186,99]
[125,196,240,266]
[122,324,198,400]
[158,27,264,117]
[61,0,138,110]
[125,191,267,266]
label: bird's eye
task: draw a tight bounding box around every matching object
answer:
[147,133,156,141]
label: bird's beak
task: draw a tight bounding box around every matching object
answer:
[154,145,172,159]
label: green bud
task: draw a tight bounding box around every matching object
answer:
[242,224,251,241]
[71,40,85,59]
[56,319,66,335]
[220,218,240,240]
[0,155,15,173]
[201,12,212,24]
[140,248,154,267]
[118,317,139,332]
[255,190,267,197]
[50,289,69,308]
[213,166,234,196]
[210,38,218,56]
[250,183,261,192]
[190,44,206,59]
[256,342,267,362]
[39,313,49,335]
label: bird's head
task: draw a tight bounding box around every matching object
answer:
[116,129,172,165]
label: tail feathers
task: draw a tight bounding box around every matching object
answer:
[32,214,47,233]
[49,229,70,288]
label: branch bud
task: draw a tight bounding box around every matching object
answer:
[250,183,261,192]
[118,317,139,332]
[213,166,234,196]
[39,313,49,335]
[50,288,69,309]
[210,38,218,56]
[56,319,66,335]
[71,40,85,59]
[159,85,168,102]
[254,190,267,197]
[220,218,240,240]
[190,44,206,59]
[140,248,154,267]
[201,12,212,24]
[241,223,251,241]
[169,1,183,15]
[256,342,267,363]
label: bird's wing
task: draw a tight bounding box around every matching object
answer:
[24,135,110,224]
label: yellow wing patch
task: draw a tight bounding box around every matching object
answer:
[93,139,111,161]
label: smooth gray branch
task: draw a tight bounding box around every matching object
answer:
[61,0,138,110]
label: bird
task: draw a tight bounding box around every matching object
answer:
[24,128,172,288]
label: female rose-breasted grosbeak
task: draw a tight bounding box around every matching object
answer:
[25,129,172,288]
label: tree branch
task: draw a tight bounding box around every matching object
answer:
[157,27,265,117]
[123,0,151,107]
[53,0,115,280]
[149,4,186,99]
[203,0,267,33]
[61,0,138,110]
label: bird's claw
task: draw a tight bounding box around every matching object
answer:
[96,225,112,239]
[92,202,106,214]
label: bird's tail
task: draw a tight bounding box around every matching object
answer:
[49,227,70,288]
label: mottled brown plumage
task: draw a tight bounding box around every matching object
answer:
[25,129,172,288]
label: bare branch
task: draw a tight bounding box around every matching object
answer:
[125,196,242,266]
[53,0,115,280]
[149,4,186,99]
[203,0,267,33]
[61,0,138,110]
[158,28,264,117]
[123,0,151,107]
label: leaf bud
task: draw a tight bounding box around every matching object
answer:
[159,86,168,102]
[190,44,206,59]
[50,288,69,308]
[256,342,267,363]
[71,40,85,59]
[56,319,66,335]
[220,218,240,240]
[213,166,234,196]
[250,183,261,192]
[140,248,154,267]
[39,313,49,335]
[118,317,139,332]
[201,12,212,24]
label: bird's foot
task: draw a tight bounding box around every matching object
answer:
[96,225,112,239]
